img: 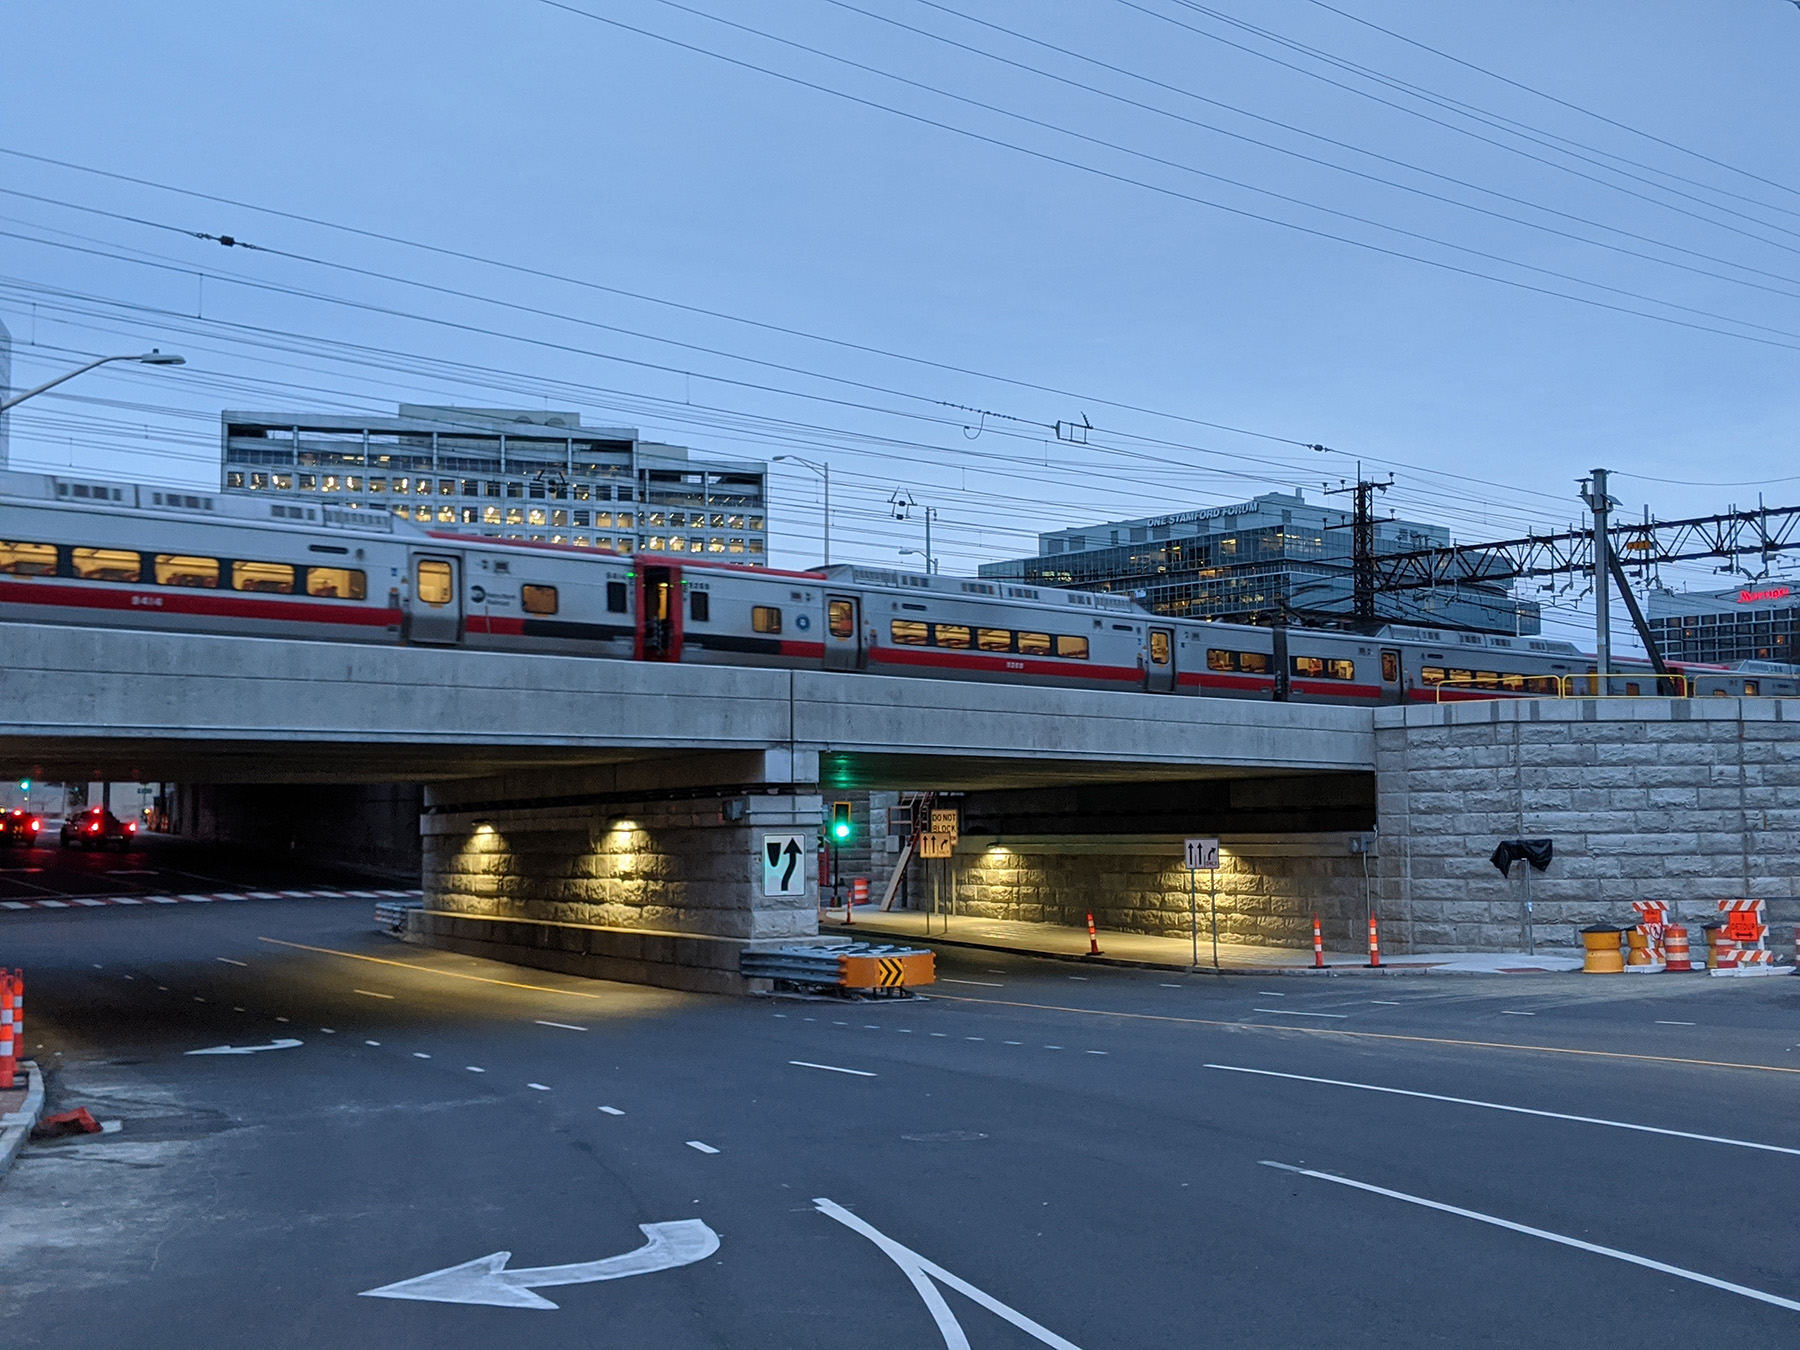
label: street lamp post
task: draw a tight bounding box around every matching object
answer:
[0,350,187,414]
[772,455,830,566]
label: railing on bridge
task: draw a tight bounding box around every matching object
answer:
[1432,671,1691,703]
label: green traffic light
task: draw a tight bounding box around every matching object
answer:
[830,801,853,841]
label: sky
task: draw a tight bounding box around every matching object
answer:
[5,0,1800,649]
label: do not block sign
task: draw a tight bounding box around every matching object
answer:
[761,833,808,897]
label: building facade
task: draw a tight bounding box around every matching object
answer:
[220,406,768,559]
[1647,582,1799,665]
[978,491,1537,635]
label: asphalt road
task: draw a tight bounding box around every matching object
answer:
[2,894,1798,1347]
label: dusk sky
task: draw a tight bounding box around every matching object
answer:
[6,0,1800,647]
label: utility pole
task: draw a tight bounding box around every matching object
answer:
[1323,464,1392,633]
[1581,469,1615,683]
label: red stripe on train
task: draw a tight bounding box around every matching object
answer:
[870,646,1142,681]
[0,579,397,626]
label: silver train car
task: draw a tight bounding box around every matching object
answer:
[1,470,1791,703]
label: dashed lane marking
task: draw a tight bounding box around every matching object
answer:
[598,1105,624,1115]
[943,978,1004,987]
[1262,1160,1800,1313]
[1085,1050,1108,1056]
[466,1066,484,1073]
[527,1083,551,1091]
[686,1140,720,1154]
[929,992,1800,1077]
[1254,1008,1347,1019]
[353,989,395,1000]
[258,937,613,999]
[1371,1000,1402,1005]
[365,1040,381,1047]
[1213,1064,1800,1156]
[534,1020,588,1032]
[413,1052,431,1059]
[1658,1020,1697,1027]
[1500,1010,1536,1017]
[789,1060,877,1077]
[1159,983,1183,989]
[216,958,247,967]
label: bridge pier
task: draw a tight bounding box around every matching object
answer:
[408,751,822,995]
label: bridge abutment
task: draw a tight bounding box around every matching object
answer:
[408,751,822,994]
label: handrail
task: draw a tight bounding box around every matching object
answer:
[1558,671,1689,699]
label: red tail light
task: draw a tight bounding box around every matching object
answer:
[126,822,137,833]
[29,820,40,832]
[89,823,100,833]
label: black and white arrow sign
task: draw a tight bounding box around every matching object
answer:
[761,832,809,897]
[359,1219,719,1310]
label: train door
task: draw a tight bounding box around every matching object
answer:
[1146,626,1175,693]
[638,563,682,661]
[406,554,462,645]
[1380,647,1403,704]
[1272,625,1291,701]
[823,594,863,671]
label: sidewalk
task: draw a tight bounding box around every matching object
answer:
[822,906,1584,975]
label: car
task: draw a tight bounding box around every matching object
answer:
[59,807,138,851]
[0,808,44,847]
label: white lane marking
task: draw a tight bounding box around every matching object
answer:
[534,1020,588,1032]
[1067,976,1088,981]
[156,985,169,991]
[1085,1050,1108,1056]
[320,1028,335,1034]
[186,1038,303,1056]
[1657,1020,1697,1027]
[1257,991,1286,997]
[966,1037,984,1042]
[466,1066,485,1073]
[216,957,248,967]
[814,1197,1084,1349]
[598,1105,624,1115]
[1044,1045,1063,1050]
[232,1006,246,1012]
[1261,1160,1800,1313]
[772,1013,787,1018]
[1253,1008,1347,1019]
[929,1032,947,1038]
[686,1140,720,1154]
[1159,983,1182,989]
[1210,1064,1800,1156]
[38,900,68,908]
[413,1052,431,1059]
[943,978,1004,987]
[1500,1010,1536,1016]
[192,996,207,1003]
[864,1024,880,1030]
[354,989,395,1000]
[986,969,1007,974]
[0,902,28,910]
[1370,1000,1402,1005]
[150,897,177,904]
[527,1083,551,1091]
[789,1059,877,1077]
[1004,1040,1023,1045]
[365,1040,381,1047]
[274,1017,289,1023]
[112,897,142,905]
[73,898,105,907]
[897,1029,914,1034]
[359,1218,720,1310]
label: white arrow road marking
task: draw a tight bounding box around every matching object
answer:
[1261,1161,1800,1313]
[814,1198,1083,1350]
[185,1038,303,1056]
[358,1219,719,1310]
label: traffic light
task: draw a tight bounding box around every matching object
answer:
[16,779,28,794]
[829,801,853,843]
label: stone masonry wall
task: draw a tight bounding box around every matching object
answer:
[1374,697,1800,953]
[424,791,822,942]
[908,839,1376,951]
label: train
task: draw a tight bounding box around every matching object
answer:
[2,468,1793,703]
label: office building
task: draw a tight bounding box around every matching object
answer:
[1647,582,1799,665]
[220,406,767,559]
[978,490,1538,635]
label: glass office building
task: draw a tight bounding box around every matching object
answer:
[978,491,1538,635]
[1647,582,1799,664]
[220,405,767,559]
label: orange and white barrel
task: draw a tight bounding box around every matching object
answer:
[1663,926,1694,972]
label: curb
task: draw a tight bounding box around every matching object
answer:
[0,1061,45,1180]
[885,930,1577,978]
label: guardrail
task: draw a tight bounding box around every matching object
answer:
[741,941,935,994]
[1433,671,1690,703]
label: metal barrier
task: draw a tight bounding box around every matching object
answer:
[741,942,935,993]
[375,899,422,932]
[1433,671,1690,703]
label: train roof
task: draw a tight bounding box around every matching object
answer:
[0,468,409,539]
[1375,623,1582,656]
[825,563,1143,614]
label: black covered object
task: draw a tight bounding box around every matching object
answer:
[1491,838,1553,876]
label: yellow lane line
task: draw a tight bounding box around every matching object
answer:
[930,993,1800,1076]
[257,936,612,1000]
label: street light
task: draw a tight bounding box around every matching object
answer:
[899,547,938,576]
[0,349,187,414]
[890,488,938,573]
[772,455,830,566]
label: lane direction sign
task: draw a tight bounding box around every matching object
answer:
[359,1219,720,1310]
[185,1038,303,1056]
[761,833,808,897]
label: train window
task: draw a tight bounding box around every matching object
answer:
[1055,635,1089,660]
[71,547,141,583]
[1501,673,1526,692]
[0,540,56,576]
[154,555,220,589]
[1475,670,1499,689]
[231,560,295,594]
[523,584,559,616]
[1207,649,1236,672]
[1017,632,1050,656]
[601,580,625,614]
[1527,675,1558,694]
[978,628,1013,653]
[1381,651,1400,683]
[1239,651,1269,674]
[306,567,367,601]
[752,605,782,634]
[1328,659,1355,681]
[935,623,973,650]
[1745,680,1760,697]
[416,561,454,606]
[828,599,855,638]
[1420,667,1446,685]
[890,619,929,645]
[1292,656,1326,678]
[688,590,709,623]
[1446,669,1474,685]
[1149,631,1171,666]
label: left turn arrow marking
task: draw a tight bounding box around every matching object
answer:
[185,1038,304,1056]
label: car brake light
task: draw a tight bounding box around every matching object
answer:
[29,820,39,831]
[89,823,100,833]
[126,822,137,833]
